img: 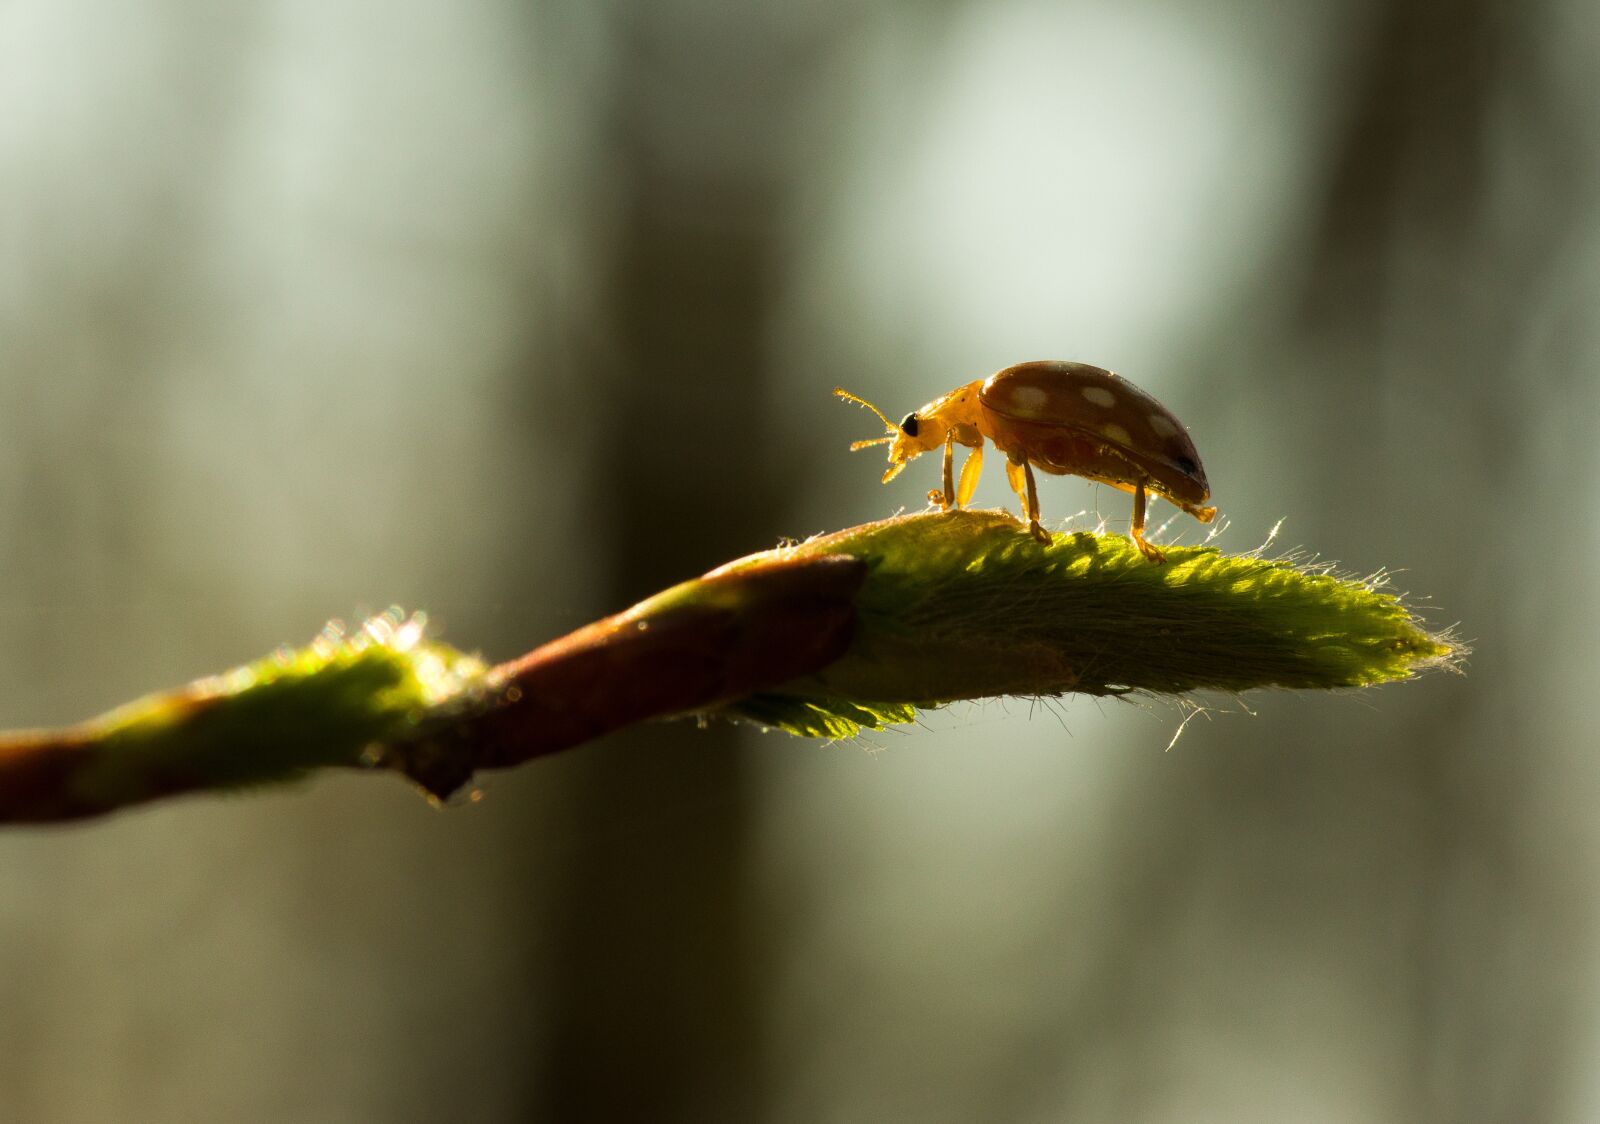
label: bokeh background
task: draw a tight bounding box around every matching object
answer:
[2,0,1597,1120]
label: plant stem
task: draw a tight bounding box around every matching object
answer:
[0,510,1461,825]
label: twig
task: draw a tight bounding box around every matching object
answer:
[0,510,1462,824]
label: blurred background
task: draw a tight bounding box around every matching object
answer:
[1,0,1596,1120]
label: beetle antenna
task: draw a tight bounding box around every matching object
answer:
[833,387,896,434]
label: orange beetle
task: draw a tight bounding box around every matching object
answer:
[836,360,1217,562]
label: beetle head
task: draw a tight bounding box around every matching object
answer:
[834,388,946,482]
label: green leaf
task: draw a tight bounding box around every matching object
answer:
[715,510,1458,736]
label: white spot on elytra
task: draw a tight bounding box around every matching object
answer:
[1148,413,1179,438]
[1011,386,1049,414]
[1080,385,1117,408]
[1100,422,1132,445]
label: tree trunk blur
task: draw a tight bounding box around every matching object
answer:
[514,8,829,1119]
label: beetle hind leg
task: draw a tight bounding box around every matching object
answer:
[1131,482,1166,563]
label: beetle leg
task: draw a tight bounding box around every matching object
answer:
[1131,482,1166,563]
[1023,460,1050,543]
[955,441,984,507]
[1004,458,1028,520]
[933,431,954,511]
[1005,456,1052,542]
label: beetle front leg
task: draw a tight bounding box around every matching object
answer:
[1131,481,1166,563]
[939,431,956,510]
[927,432,955,509]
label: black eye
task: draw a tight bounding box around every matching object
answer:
[1175,456,1198,476]
[900,414,919,437]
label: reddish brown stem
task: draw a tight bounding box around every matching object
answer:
[383,553,868,799]
[0,731,99,823]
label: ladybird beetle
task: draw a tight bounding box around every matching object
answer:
[835,360,1217,562]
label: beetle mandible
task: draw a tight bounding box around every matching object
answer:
[835,360,1217,563]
